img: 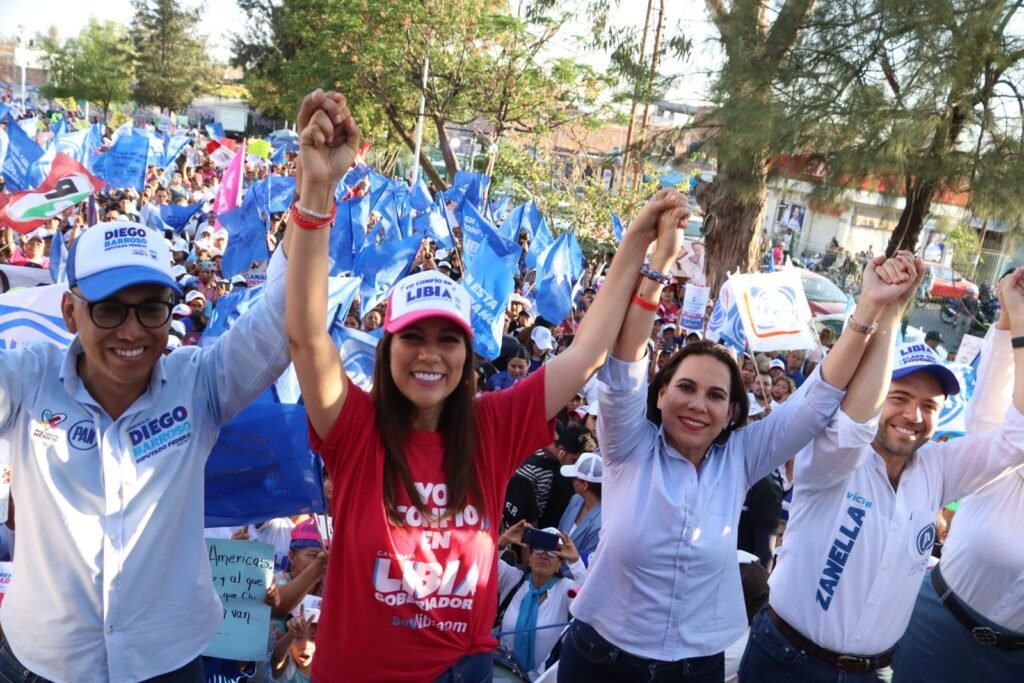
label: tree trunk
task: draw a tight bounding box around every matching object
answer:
[381,101,447,190]
[702,154,769,297]
[433,115,460,182]
[885,178,936,257]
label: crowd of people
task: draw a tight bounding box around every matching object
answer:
[0,87,1021,683]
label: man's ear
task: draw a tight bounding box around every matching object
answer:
[61,292,79,334]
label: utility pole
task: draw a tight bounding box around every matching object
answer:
[411,56,430,186]
[633,0,665,191]
[617,0,654,193]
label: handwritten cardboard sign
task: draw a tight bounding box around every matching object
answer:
[202,538,274,661]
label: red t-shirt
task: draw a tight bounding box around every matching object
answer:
[310,368,554,682]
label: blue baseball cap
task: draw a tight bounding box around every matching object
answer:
[892,343,961,396]
[66,222,182,301]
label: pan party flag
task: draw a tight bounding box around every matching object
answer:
[729,271,817,352]
[0,153,105,234]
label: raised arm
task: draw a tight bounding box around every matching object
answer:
[285,91,362,440]
[1001,267,1024,415]
[541,190,683,418]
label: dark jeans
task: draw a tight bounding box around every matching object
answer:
[557,620,724,683]
[432,652,493,683]
[0,636,204,683]
[738,608,892,683]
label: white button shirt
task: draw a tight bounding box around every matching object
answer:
[939,327,1024,632]
[0,251,289,682]
[769,361,1024,654]
[571,355,844,660]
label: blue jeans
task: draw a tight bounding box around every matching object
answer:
[0,637,203,683]
[557,620,724,683]
[892,571,1024,682]
[738,609,892,683]
[432,653,493,683]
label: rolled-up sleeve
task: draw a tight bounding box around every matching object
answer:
[200,249,291,425]
[739,367,846,486]
[965,328,1013,434]
[596,354,656,465]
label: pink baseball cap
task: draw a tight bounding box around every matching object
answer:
[290,519,323,550]
[384,270,473,337]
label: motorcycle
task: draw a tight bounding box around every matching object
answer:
[979,284,1000,322]
[939,296,960,325]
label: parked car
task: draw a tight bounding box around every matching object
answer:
[924,262,978,300]
[800,270,850,317]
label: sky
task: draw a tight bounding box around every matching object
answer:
[0,0,722,104]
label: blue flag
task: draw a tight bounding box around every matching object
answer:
[490,196,510,223]
[48,231,69,285]
[462,236,516,360]
[270,144,287,165]
[500,200,543,242]
[50,116,68,138]
[410,177,433,213]
[612,213,625,242]
[204,400,325,528]
[205,122,225,140]
[531,213,555,255]
[535,231,581,325]
[53,126,101,168]
[329,323,380,392]
[705,281,747,354]
[219,187,271,278]
[251,175,296,213]
[460,201,521,270]
[330,195,368,275]
[92,132,148,191]
[1,111,45,191]
[160,202,205,232]
[162,134,191,169]
[200,284,267,347]
[354,233,422,318]
[411,202,453,249]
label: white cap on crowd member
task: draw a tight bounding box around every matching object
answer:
[435,248,450,261]
[26,227,50,242]
[172,303,192,318]
[165,336,182,352]
[510,293,530,308]
[383,269,473,337]
[437,260,452,271]
[560,452,603,483]
[531,326,555,351]
[170,320,187,337]
[171,237,189,253]
[230,274,246,286]
[661,323,676,334]
[892,342,961,396]
[171,264,188,280]
[185,291,205,304]
[66,221,181,301]
[768,359,786,372]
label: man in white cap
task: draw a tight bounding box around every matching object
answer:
[740,268,1024,682]
[0,218,292,681]
[557,451,603,565]
[528,326,556,373]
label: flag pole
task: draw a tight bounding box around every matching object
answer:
[410,56,430,187]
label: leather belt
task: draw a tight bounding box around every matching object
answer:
[932,565,1024,651]
[767,606,895,674]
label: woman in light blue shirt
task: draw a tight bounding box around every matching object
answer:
[558,223,922,681]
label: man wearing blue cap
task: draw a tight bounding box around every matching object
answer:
[740,262,1024,682]
[0,90,348,682]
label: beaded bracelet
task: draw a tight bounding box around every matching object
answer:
[289,203,335,230]
[640,264,673,286]
[294,203,334,221]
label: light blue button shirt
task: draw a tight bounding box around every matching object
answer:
[570,354,844,660]
[0,250,290,682]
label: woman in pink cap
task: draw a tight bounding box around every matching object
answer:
[283,90,693,683]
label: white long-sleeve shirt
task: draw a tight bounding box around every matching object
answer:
[572,355,844,660]
[938,327,1024,631]
[0,250,290,682]
[769,347,1024,654]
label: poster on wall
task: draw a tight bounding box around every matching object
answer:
[775,201,806,232]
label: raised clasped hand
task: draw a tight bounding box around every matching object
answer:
[628,189,689,244]
[997,266,1024,330]
[296,89,362,192]
[861,251,922,308]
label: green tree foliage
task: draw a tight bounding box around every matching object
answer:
[232,0,605,189]
[40,19,136,120]
[785,0,1024,256]
[131,0,213,112]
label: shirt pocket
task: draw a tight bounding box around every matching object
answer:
[906,508,939,561]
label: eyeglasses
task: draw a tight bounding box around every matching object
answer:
[70,292,175,330]
[531,548,559,558]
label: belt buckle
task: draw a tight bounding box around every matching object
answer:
[972,627,999,646]
[836,655,871,674]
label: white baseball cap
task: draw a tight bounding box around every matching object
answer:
[165,335,182,352]
[531,326,555,351]
[560,452,603,483]
[892,342,960,396]
[172,303,192,317]
[170,320,187,337]
[185,290,205,304]
[768,359,786,372]
[66,221,181,301]
[384,269,473,337]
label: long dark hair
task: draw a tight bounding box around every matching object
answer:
[647,341,749,446]
[372,331,481,525]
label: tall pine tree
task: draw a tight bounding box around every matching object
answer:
[131,0,212,113]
